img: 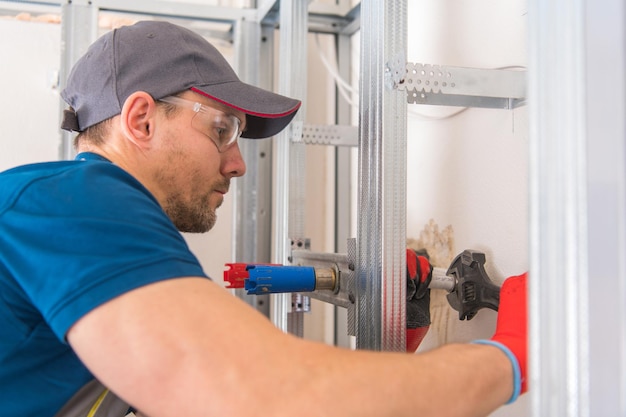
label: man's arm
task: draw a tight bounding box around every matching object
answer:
[67,277,514,417]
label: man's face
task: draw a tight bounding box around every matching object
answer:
[153,92,247,233]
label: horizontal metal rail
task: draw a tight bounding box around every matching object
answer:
[400,63,526,109]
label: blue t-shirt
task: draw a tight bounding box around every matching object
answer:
[0,153,208,416]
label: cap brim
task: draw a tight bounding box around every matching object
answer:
[191,84,301,139]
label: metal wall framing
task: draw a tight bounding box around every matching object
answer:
[59,1,98,160]
[333,24,355,348]
[356,0,407,351]
[271,0,308,334]
[528,0,626,415]
[231,18,272,316]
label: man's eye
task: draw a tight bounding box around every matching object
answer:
[215,126,228,138]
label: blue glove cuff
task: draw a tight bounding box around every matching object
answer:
[472,339,521,404]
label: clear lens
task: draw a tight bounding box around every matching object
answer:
[160,95,242,152]
[191,110,241,152]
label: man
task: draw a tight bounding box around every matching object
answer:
[0,20,527,416]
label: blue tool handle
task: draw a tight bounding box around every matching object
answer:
[244,265,317,294]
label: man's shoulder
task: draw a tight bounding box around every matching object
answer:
[1,159,131,183]
[0,159,75,178]
[0,159,120,186]
[0,160,152,215]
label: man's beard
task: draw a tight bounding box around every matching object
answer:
[165,190,219,233]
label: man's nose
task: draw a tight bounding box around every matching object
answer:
[222,142,247,178]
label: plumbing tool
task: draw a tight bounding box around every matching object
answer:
[224,249,500,320]
[443,250,501,320]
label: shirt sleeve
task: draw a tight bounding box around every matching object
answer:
[1,161,208,342]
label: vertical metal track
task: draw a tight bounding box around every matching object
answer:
[356,0,407,351]
[59,1,98,160]
[528,1,588,414]
[333,31,354,348]
[272,0,308,333]
[584,3,626,414]
[232,19,271,317]
[529,0,626,415]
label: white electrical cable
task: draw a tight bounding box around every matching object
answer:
[313,34,359,109]
[408,106,470,121]
[312,35,527,122]
[313,34,467,120]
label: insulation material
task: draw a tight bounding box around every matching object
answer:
[0,12,136,29]
[0,13,60,23]
[407,219,458,347]
[408,218,503,357]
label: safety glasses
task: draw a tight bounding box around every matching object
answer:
[159,95,243,153]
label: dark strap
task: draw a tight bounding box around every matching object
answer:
[61,108,81,132]
[53,379,130,417]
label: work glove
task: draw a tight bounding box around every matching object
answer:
[406,249,433,353]
[474,272,528,403]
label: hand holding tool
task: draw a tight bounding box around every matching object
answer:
[405,249,432,353]
[474,273,528,403]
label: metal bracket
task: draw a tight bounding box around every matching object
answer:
[289,237,311,253]
[301,124,358,147]
[399,62,526,109]
[290,248,354,309]
[291,293,311,313]
[385,52,407,90]
[289,120,304,143]
[291,238,357,335]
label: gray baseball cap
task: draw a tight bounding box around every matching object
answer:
[61,20,301,139]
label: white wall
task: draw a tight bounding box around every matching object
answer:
[0,19,61,170]
[404,1,529,415]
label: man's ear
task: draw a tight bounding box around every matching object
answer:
[119,91,157,148]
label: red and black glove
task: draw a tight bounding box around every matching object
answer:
[474,272,528,402]
[406,249,433,353]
